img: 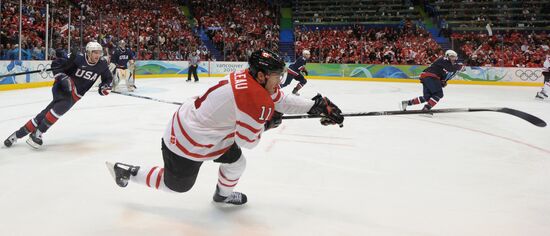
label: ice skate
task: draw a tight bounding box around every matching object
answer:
[399,100,408,111]
[4,132,17,147]
[535,91,548,100]
[420,106,434,117]
[105,162,140,187]
[212,185,247,205]
[26,131,43,149]
[292,86,301,96]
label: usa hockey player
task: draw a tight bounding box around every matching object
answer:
[3,42,113,149]
[106,49,344,205]
[280,49,311,95]
[111,40,135,92]
[400,50,464,111]
[535,54,550,100]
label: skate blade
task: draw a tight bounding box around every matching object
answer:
[211,200,247,209]
[419,113,434,118]
[26,138,41,149]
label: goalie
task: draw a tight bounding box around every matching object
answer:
[111,40,136,92]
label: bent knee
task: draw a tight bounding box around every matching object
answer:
[164,172,198,193]
[167,183,193,193]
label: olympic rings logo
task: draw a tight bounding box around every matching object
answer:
[36,62,53,80]
[515,69,542,81]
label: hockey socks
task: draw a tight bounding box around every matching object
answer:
[36,109,62,133]
[131,166,170,191]
[16,119,38,138]
[216,156,246,197]
[423,97,441,110]
[408,96,426,106]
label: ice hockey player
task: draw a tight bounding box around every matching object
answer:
[106,49,344,205]
[535,54,550,100]
[3,41,113,149]
[280,49,311,95]
[400,49,464,111]
[111,40,135,92]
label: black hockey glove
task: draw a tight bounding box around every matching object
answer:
[308,94,344,127]
[456,63,466,72]
[54,73,72,93]
[98,83,112,96]
[264,111,283,131]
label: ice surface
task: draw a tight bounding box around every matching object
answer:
[1,78,549,236]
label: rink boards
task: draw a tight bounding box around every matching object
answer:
[0,60,545,91]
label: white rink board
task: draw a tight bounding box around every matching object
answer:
[1,60,545,86]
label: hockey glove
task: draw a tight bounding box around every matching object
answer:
[456,63,466,72]
[98,83,111,96]
[264,111,283,131]
[308,94,344,127]
[54,73,72,93]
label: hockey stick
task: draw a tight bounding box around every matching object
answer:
[282,107,547,127]
[109,91,547,127]
[111,91,183,106]
[0,67,59,79]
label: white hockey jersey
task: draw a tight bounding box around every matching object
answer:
[163,69,315,161]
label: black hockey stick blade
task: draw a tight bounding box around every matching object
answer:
[282,107,546,127]
[492,107,547,127]
[111,91,183,106]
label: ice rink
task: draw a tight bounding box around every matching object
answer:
[1,77,549,236]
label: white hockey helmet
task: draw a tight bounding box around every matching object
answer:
[302,49,311,57]
[119,40,126,47]
[86,41,103,54]
[445,49,458,58]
